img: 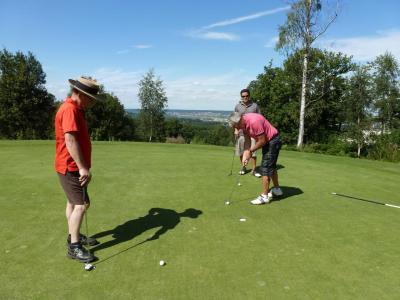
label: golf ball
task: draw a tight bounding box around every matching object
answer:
[225,201,230,205]
[159,260,166,266]
[237,182,242,186]
[239,218,246,222]
[84,264,95,271]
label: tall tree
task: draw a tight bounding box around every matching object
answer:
[85,87,136,141]
[138,69,168,142]
[372,52,400,132]
[276,0,338,148]
[0,49,55,139]
[249,49,352,144]
[344,65,373,157]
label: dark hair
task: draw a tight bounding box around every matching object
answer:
[240,89,250,96]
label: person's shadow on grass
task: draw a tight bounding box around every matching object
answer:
[271,186,303,202]
[90,208,202,253]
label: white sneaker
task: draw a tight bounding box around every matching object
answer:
[271,187,283,197]
[252,170,262,178]
[250,194,271,205]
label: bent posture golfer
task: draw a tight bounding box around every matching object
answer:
[55,76,100,262]
[229,112,283,204]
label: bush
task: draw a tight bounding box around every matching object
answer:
[165,136,186,144]
[367,130,400,162]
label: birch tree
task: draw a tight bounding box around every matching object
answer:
[276,0,338,148]
[138,69,168,142]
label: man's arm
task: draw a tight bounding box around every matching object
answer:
[65,132,91,186]
[242,134,266,165]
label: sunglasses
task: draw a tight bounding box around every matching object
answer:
[241,95,249,98]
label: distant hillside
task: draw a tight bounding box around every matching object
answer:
[126,109,231,123]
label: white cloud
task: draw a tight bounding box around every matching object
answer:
[133,44,152,49]
[319,29,400,61]
[188,31,240,41]
[47,68,255,110]
[164,71,253,110]
[202,6,290,30]
[116,49,131,55]
[264,36,279,48]
[186,6,289,42]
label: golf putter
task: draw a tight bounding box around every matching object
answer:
[83,186,95,271]
[228,136,238,176]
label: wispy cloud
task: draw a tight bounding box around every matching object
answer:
[202,6,290,30]
[134,44,152,49]
[187,6,290,42]
[116,44,153,54]
[264,36,279,48]
[188,31,240,41]
[116,49,131,55]
[319,29,400,61]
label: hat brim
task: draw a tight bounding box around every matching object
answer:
[68,79,102,102]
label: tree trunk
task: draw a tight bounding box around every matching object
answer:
[297,51,308,149]
[149,116,153,142]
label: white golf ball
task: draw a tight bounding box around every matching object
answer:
[159,260,166,266]
[239,218,246,222]
[84,263,95,271]
[237,182,242,186]
[225,201,230,205]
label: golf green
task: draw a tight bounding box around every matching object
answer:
[1,140,399,299]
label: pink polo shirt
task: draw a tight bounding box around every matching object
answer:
[242,113,278,141]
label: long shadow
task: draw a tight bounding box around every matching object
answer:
[91,207,202,254]
[273,186,303,202]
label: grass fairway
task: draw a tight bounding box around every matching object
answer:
[1,140,399,299]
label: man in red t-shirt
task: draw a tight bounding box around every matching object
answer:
[55,76,101,263]
[229,112,283,205]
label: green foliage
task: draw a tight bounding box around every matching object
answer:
[276,0,323,53]
[367,130,400,162]
[138,69,168,142]
[343,65,373,156]
[249,49,353,144]
[86,89,135,141]
[0,49,55,139]
[372,52,400,131]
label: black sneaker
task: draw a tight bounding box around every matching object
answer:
[67,234,99,246]
[67,245,95,263]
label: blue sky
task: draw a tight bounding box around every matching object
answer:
[1,0,399,110]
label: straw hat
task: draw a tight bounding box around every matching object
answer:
[68,76,101,101]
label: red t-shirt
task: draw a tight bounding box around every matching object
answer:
[54,98,91,174]
[242,113,278,141]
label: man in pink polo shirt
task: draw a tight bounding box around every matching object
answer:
[229,112,283,204]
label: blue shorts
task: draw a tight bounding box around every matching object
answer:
[259,135,282,177]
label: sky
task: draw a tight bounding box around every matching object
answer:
[1,0,399,110]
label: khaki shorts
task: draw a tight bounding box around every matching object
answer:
[236,135,257,157]
[57,171,90,205]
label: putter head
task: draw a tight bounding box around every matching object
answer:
[84,263,95,271]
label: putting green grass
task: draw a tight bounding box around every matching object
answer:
[1,140,399,299]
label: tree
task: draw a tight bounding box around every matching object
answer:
[276,0,338,148]
[0,49,55,139]
[344,65,373,157]
[138,69,168,142]
[249,49,352,144]
[85,87,135,141]
[371,52,400,132]
[165,118,183,138]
